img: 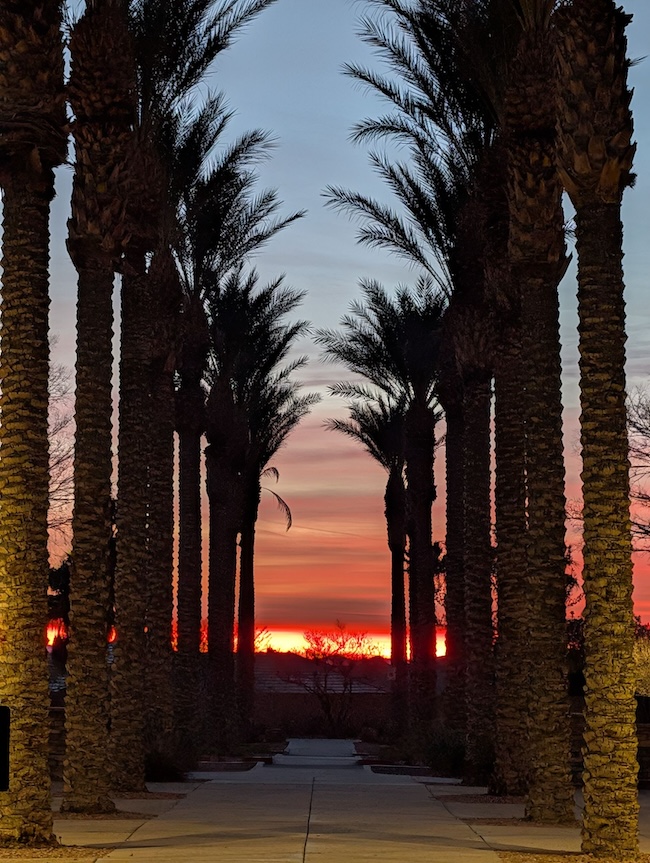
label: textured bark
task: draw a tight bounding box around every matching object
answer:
[404,402,437,725]
[576,204,638,859]
[237,481,260,729]
[505,28,573,824]
[462,376,494,783]
[555,4,638,853]
[519,259,571,822]
[441,401,466,736]
[0,175,56,843]
[174,381,204,760]
[0,1,67,186]
[444,189,494,751]
[174,295,208,761]
[144,358,175,762]
[143,252,179,764]
[491,328,530,796]
[62,256,115,813]
[0,0,64,839]
[110,261,151,792]
[63,0,134,808]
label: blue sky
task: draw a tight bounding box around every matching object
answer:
[46,0,650,630]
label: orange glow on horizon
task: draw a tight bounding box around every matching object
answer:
[165,622,448,658]
[263,627,447,658]
[46,619,67,647]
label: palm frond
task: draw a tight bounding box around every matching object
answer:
[264,489,292,530]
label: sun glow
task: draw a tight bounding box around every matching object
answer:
[166,622,448,658]
[46,619,67,647]
[263,628,447,658]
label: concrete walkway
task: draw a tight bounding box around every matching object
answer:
[50,739,650,862]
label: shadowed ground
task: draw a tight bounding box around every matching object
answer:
[44,739,650,863]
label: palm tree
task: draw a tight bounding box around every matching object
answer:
[327,0,497,752]
[555,1,638,854]
[203,267,309,748]
[173,289,208,764]
[110,0,280,789]
[326,397,408,714]
[333,1,572,804]
[171,107,303,756]
[436,347,466,736]
[142,243,180,767]
[237,377,319,726]
[415,0,537,797]
[0,0,66,841]
[502,0,573,822]
[446,177,497,781]
[490,197,531,797]
[447,295,495,782]
[316,279,445,724]
[62,0,135,814]
[474,135,531,798]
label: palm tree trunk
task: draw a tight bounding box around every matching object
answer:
[554,0,637,851]
[206,446,241,750]
[385,467,407,726]
[0,174,55,842]
[142,249,178,765]
[237,480,261,730]
[62,0,134,809]
[174,383,204,761]
[386,468,407,666]
[505,33,573,821]
[176,393,204,655]
[404,402,436,725]
[144,356,175,764]
[462,375,494,783]
[518,265,574,822]
[520,258,572,819]
[441,402,466,736]
[491,326,530,796]
[513,205,573,825]
[576,203,638,857]
[110,258,150,792]
[62,252,115,813]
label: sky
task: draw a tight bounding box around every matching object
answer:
[46,0,650,649]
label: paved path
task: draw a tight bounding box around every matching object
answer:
[51,739,650,862]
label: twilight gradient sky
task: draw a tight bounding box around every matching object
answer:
[46,1,650,642]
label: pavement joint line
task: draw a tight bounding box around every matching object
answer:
[431,787,497,853]
[102,789,189,852]
[302,776,316,863]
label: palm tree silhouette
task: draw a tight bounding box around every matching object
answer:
[237,377,320,728]
[317,279,445,724]
[108,0,281,790]
[204,267,310,747]
[171,107,303,753]
[326,397,409,722]
[326,0,498,761]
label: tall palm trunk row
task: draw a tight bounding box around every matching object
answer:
[0,0,311,830]
[0,0,641,854]
[331,0,639,855]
